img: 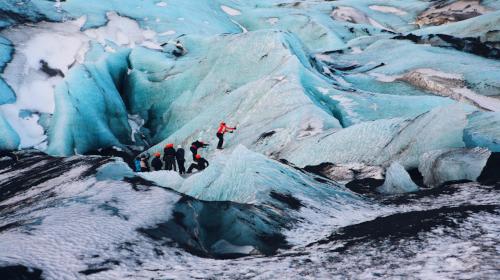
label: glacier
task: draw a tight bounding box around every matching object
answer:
[464,111,500,152]
[377,161,419,194]
[418,147,491,187]
[0,0,499,279]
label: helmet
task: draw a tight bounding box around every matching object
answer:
[195,154,201,159]
[220,122,226,125]
[154,152,161,157]
[177,145,182,149]
[166,143,174,148]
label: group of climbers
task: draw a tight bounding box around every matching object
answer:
[134,121,236,175]
[134,141,209,174]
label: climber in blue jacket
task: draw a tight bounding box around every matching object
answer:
[134,157,141,172]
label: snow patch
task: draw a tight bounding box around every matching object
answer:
[127,114,145,142]
[138,170,184,190]
[369,5,407,16]
[221,5,242,16]
[159,30,176,36]
[370,72,401,82]
[84,12,159,48]
[266,17,279,25]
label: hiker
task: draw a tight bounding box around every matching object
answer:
[187,154,209,173]
[176,145,186,174]
[140,154,150,172]
[134,157,141,172]
[163,143,177,171]
[190,140,209,160]
[151,152,163,171]
[216,122,236,149]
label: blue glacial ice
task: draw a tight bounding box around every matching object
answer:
[377,161,419,194]
[0,110,19,150]
[177,145,357,204]
[418,147,492,187]
[0,0,497,182]
[413,10,500,41]
[46,44,132,156]
[0,36,15,105]
[142,145,381,247]
[464,111,500,152]
[284,104,471,168]
[0,0,497,166]
[0,0,499,279]
[329,39,500,98]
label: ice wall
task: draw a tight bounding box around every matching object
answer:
[377,162,419,194]
[0,36,15,105]
[464,112,500,152]
[419,147,491,187]
[46,45,132,156]
[0,111,19,150]
[0,0,498,184]
[286,104,470,168]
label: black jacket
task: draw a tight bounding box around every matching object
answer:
[151,157,163,170]
[175,148,185,161]
[195,158,209,170]
[163,147,176,158]
[191,141,208,149]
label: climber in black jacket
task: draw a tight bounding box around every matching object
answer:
[187,154,209,173]
[151,152,163,171]
[163,143,177,171]
[190,140,208,160]
[175,145,186,174]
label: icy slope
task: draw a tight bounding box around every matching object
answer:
[141,145,381,246]
[46,45,133,156]
[0,0,497,167]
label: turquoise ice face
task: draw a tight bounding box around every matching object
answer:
[0,0,498,168]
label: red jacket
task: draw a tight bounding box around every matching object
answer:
[217,123,235,134]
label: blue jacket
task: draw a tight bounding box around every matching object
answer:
[134,159,141,172]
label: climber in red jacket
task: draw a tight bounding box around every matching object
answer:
[216,122,236,149]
